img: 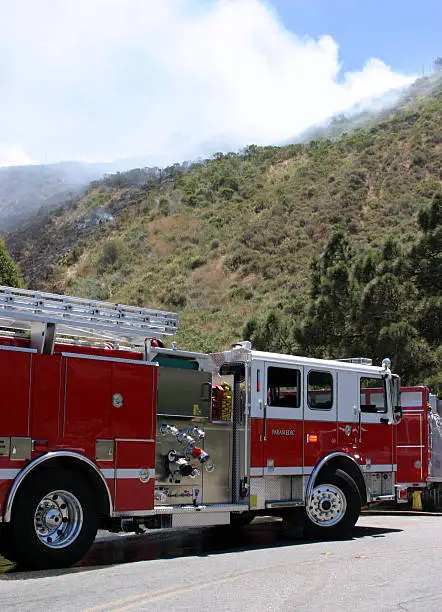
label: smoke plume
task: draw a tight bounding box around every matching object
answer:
[0,0,415,166]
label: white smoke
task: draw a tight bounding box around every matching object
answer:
[0,143,36,167]
[0,0,416,166]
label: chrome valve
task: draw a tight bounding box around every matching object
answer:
[187,426,205,440]
[160,423,214,476]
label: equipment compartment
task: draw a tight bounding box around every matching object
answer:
[157,367,211,419]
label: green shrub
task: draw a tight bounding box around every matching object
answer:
[97,239,126,273]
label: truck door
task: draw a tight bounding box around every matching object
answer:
[261,362,303,476]
[358,376,394,474]
[250,359,265,478]
[303,368,338,473]
[250,361,304,478]
[337,370,359,449]
[338,373,394,475]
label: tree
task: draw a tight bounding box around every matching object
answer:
[243,199,442,391]
[295,217,441,387]
[243,311,298,354]
[357,274,412,346]
[377,322,435,383]
[413,296,442,348]
[423,346,442,397]
[408,195,442,295]
[0,239,23,287]
[297,231,358,357]
[354,248,379,284]
[321,230,353,270]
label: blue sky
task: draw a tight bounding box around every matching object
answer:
[0,0,437,167]
[270,0,441,74]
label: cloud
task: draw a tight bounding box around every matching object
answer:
[0,0,416,167]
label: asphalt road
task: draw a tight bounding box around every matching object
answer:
[0,514,441,611]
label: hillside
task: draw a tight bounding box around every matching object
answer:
[0,162,101,229]
[0,158,158,230]
[292,72,442,144]
[5,74,442,352]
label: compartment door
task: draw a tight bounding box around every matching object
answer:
[397,389,428,484]
[114,439,156,512]
[111,361,157,512]
[0,348,32,436]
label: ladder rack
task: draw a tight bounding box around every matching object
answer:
[0,285,178,350]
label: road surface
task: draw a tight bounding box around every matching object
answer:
[1,514,441,611]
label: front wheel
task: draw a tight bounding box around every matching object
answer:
[304,468,361,538]
[7,468,98,569]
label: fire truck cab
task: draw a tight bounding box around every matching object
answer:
[0,286,400,569]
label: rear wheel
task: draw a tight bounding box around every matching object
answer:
[8,468,98,569]
[304,468,361,538]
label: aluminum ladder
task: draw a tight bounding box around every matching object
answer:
[0,285,178,353]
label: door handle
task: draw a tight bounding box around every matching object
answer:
[264,402,268,441]
[200,382,211,400]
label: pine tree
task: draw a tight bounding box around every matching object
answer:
[0,239,24,287]
[296,231,357,357]
[409,195,442,295]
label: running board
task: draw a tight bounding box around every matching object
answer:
[370,495,395,501]
[265,500,304,509]
[154,503,250,515]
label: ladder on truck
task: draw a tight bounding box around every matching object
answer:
[0,285,178,354]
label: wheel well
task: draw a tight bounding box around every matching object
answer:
[315,457,367,505]
[8,456,112,521]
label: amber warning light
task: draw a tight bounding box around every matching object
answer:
[32,440,49,453]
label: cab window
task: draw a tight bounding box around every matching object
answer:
[267,367,300,408]
[308,370,333,409]
[360,377,386,413]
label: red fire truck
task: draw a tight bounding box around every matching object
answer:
[394,387,442,509]
[0,285,401,569]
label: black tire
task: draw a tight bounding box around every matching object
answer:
[304,468,361,539]
[0,525,17,563]
[8,468,98,569]
[421,489,436,512]
[230,512,254,527]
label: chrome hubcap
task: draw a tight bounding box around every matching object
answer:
[307,484,347,527]
[34,490,83,549]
